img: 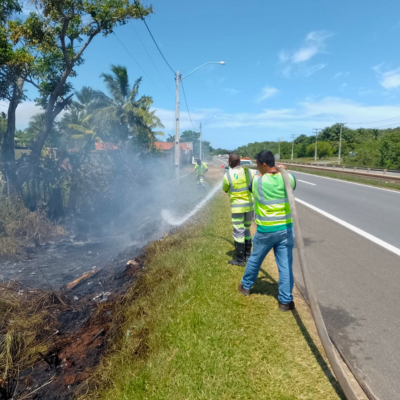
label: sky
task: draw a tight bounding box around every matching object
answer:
[3,0,400,149]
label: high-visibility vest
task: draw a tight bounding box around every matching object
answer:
[253,172,295,231]
[195,163,207,175]
[223,167,254,213]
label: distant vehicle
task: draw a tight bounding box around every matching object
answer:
[240,159,257,177]
[349,152,357,157]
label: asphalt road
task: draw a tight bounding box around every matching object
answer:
[291,170,400,400]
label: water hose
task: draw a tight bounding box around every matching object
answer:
[241,163,359,399]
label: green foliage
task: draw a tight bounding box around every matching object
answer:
[211,148,230,155]
[306,141,332,159]
[87,65,164,149]
[240,124,400,168]
[379,132,400,169]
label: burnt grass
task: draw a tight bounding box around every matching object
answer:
[1,246,146,400]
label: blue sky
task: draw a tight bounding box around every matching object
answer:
[3,0,400,149]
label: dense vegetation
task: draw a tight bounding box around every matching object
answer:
[0,0,175,232]
[236,124,400,169]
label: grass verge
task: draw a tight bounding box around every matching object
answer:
[288,165,400,191]
[85,192,344,400]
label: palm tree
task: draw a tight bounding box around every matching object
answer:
[371,128,380,141]
[89,65,164,148]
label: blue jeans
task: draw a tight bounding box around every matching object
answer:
[241,229,294,304]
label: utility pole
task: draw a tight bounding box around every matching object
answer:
[277,138,283,158]
[338,123,345,165]
[290,134,297,161]
[174,72,181,178]
[313,128,320,161]
[199,122,202,161]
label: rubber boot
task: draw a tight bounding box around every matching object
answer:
[245,239,252,261]
[228,242,246,266]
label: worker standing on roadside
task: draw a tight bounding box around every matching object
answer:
[238,151,297,312]
[222,154,254,266]
[195,159,208,189]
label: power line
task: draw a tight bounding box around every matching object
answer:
[113,32,171,99]
[370,121,400,129]
[136,6,176,74]
[181,80,197,131]
[130,22,174,97]
[346,115,400,125]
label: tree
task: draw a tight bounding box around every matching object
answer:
[380,132,400,169]
[371,128,380,141]
[10,0,152,184]
[306,141,332,159]
[89,65,164,149]
[0,0,21,65]
[180,130,200,143]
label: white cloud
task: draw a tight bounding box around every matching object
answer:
[255,86,278,103]
[0,101,44,129]
[333,71,350,79]
[381,68,400,89]
[223,88,240,95]
[305,63,327,76]
[373,64,400,90]
[292,47,318,63]
[155,97,400,136]
[279,31,332,77]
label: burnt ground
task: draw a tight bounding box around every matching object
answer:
[6,250,146,400]
[0,166,223,400]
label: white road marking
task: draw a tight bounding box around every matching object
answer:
[296,198,400,257]
[298,179,316,186]
[291,170,400,195]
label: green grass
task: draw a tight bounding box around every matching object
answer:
[288,165,400,191]
[87,192,344,400]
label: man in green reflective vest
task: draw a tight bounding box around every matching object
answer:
[238,150,297,312]
[195,159,208,189]
[222,154,254,266]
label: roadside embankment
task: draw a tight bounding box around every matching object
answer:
[84,189,345,400]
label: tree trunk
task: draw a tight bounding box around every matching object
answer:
[18,67,73,187]
[2,78,25,192]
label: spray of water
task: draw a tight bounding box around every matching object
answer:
[161,180,222,226]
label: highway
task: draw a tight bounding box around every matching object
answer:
[291,170,400,400]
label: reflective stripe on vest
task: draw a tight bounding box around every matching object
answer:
[254,174,292,226]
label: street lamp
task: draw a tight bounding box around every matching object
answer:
[174,62,225,178]
[338,123,346,165]
[313,129,321,161]
[199,115,217,161]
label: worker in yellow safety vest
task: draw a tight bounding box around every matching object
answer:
[222,153,254,266]
[238,150,297,312]
[195,159,208,189]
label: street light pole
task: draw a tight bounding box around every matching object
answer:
[174,71,181,178]
[338,123,345,165]
[290,134,297,161]
[174,62,224,179]
[199,122,202,161]
[313,128,319,161]
[199,115,216,161]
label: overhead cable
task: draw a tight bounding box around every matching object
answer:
[113,32,172,99]
[130,21,174,97]
[136,5,176,74]
[346,115,400,125]
[181,80,197,131]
